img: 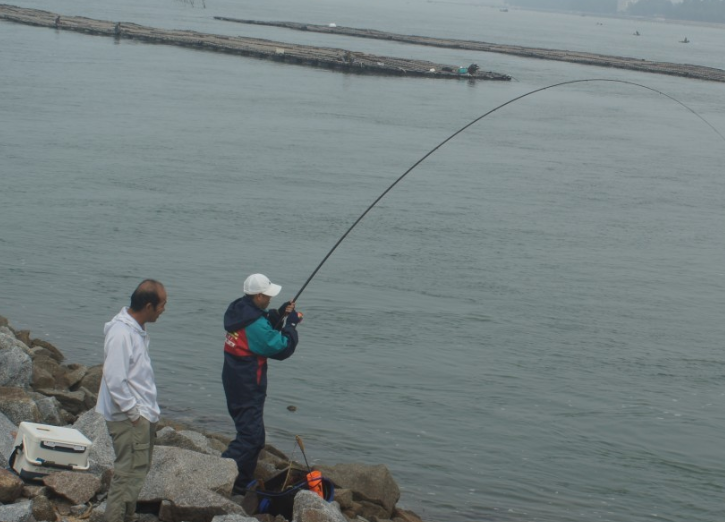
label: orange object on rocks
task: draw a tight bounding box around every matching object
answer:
[306,470,324,498]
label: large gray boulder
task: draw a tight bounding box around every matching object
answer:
[0,387,41,425]
[72,409,115,474]
[0,331,33,388]
[43,471,102,504]
[0,411,18,467]
[315,463,400,515]
[0,329,28,353]
[0,500,36,522]
[155,427,222,457]
[140,445,243,522]
[293,490,347,522]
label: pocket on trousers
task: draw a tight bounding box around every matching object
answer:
[132,441,151,470]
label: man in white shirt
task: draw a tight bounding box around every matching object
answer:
[96,279,166,522]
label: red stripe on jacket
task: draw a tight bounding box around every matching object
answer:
[224,331,267,385]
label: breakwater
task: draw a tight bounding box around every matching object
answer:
[214,18,725,83]
[0,5,510,81]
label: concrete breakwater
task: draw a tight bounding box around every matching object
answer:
[0,5,510,81]
[0,314,426,522]
[215,18,725,83]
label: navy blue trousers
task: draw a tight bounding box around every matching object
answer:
[221,353,267,488]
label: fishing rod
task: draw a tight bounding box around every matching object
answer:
[286,78,724,306]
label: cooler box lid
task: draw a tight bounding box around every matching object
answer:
[15,422,92,452]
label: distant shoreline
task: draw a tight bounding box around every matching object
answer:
[498,5,725,30]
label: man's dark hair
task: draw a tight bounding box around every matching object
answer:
[130,279,164,312]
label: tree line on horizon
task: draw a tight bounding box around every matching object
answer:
[505,0,725,23]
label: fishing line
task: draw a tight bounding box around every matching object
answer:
[288,78,724,305]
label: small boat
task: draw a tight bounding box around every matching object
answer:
[634,31,640,36]
[500,8,508,12]
[680,37,689,43]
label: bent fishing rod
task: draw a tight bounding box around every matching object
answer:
[287,78,724,306]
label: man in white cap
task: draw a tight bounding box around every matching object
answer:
[221,273,302,494]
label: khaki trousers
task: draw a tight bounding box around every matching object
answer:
[105,417,156,522]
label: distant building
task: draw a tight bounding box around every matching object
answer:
[617,0,636,11]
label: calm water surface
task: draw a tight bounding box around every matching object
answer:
[1,1,724,521]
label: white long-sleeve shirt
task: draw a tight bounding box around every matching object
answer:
[95,307,160,423]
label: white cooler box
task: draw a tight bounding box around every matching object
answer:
[10,422,92,481]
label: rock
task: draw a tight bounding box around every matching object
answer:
[0,467,25,503]
[258,445,290,471]
[0,326,14,337]
[0,329,28,352]
[77,365,103,394]
[178,429,223,456]
[293,490,347,522]
[63,363,88,389]
[156,427,221,456]
[210,515,259,522]
[393,508,425,522]
[43,471,101,504]
[88,500,106,522]
[72,410,115,475]
[0,500,36,522]
[31,494,56,521]
[253,458,281,484]
[70,503,92,516]
[140,445,243,522]
[0,332,33,388]
[22,484,48,498]
[15,330,32,347]
[53,498,73,515]
[333,488,354,509]
[31,365,56,390]
[0,386,41,425]
[29,338,65,363]
[79,386,98,411]
[206,435,230,455]
[0,314,8,327]
[36,389,87,415]
[0,411,19,467]
[315,463,400,515]
[59,408,78,425]
[357,499,391,520]
[31,355,65,388]
[32,395,63,426]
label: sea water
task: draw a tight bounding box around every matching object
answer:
[1,1,724,521]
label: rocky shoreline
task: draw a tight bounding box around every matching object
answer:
[0,314,426,522]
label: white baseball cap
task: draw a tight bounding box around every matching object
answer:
[243,273,282,297]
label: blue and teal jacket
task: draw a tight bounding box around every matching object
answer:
[222,295,298,388]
